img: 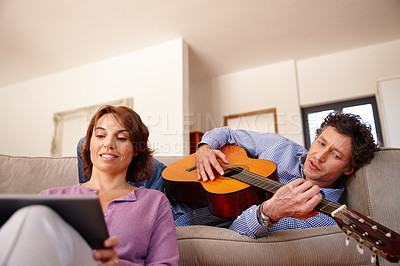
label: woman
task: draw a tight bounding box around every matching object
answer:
[0,105,179,265]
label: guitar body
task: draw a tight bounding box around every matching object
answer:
[162,145,278,217]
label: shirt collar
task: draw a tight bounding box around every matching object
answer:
[298,152,345,202]
[299,153,307,179]
[113,186,143,202]
[320,185,344,202]
[78,184,141,202]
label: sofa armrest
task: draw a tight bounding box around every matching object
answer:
[176,225,372,265]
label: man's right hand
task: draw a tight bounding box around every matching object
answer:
[262,178,322,222]
[195,144,229,182]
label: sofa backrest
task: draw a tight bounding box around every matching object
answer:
[0,154,184,194]
[155,156,184,167]
[0,154,78,194]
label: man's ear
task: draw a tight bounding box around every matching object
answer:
[343,166,355,176]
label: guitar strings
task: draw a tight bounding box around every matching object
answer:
[223,165,282,193]
[224,165,349,214]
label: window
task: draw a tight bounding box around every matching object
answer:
[301,96,383,149]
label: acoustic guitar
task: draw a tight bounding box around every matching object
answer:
[162,145,400,263]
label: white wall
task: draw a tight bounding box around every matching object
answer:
[378,77,400,147]
[0,39,189,157]
[191,60,303,144]
[297,40,400,106]
[191,39,400,147]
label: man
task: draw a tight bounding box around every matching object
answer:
[184,112,377,238]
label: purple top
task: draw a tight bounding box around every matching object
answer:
[40,185,179,266]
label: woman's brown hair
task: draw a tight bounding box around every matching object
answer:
[81,105,154,183]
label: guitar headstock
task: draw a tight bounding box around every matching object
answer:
[332,205,400,263]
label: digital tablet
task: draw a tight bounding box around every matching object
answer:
[0,194,109,249]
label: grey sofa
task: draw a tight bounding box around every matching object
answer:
[1,148,399,265]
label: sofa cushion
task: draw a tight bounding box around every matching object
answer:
[176,225,372,265]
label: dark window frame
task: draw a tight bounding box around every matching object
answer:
[301,96,383,149]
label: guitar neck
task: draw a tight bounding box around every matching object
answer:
[223,165,341,216]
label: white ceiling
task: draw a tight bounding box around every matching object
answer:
[0,0,399,87]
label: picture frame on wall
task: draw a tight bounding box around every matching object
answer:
[224,108,278,134]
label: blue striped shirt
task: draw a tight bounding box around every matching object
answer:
[197,127,344,238]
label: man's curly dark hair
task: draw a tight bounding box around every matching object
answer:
[316,112,378,172]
